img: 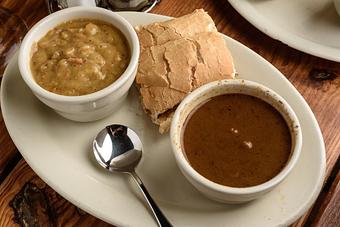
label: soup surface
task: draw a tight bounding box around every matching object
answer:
[182,94,292,187]
[30,19,130,96]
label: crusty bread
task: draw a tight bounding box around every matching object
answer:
[135,9,217,48]
[135,9,235,133]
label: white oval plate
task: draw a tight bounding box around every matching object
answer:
[228,0,340,62]
[1,12,326,227]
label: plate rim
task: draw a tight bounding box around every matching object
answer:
[228,0,340,62]
[1,11,326,226]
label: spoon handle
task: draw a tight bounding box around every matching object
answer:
[130,171,172,227]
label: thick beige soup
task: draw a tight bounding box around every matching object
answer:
[30,19,130,96]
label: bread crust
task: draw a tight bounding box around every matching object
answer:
[135,9,235,133]
[135,9,217,48]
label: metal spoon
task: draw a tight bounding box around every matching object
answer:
[93,124,172,227]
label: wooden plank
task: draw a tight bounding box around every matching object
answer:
[0,160,111,226]
[311,169,340,227]
[0,0,48,182]
[0,0,48,28]
[0,0,338,226]
[0,115,20,182]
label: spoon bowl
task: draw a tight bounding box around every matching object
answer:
[93,124,172,227]
[93,125,142,172]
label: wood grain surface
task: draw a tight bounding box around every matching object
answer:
[0,0,339,226]
[0,160,111,226]
[312,170,340,227]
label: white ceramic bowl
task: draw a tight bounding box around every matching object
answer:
[19,7,139,122]
[170,79,302,203]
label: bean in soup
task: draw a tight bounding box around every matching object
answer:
[30,19,130,96]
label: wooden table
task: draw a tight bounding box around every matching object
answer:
[0,0,339,226]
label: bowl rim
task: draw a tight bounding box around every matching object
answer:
[18,6,140,103]
[170,79,302,195]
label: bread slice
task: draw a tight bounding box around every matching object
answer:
[135,9,235,133]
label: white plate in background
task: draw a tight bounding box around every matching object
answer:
[228,0,340,62]
[1,12,326,226]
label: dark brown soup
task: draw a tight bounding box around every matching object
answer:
[182,94,292,187]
